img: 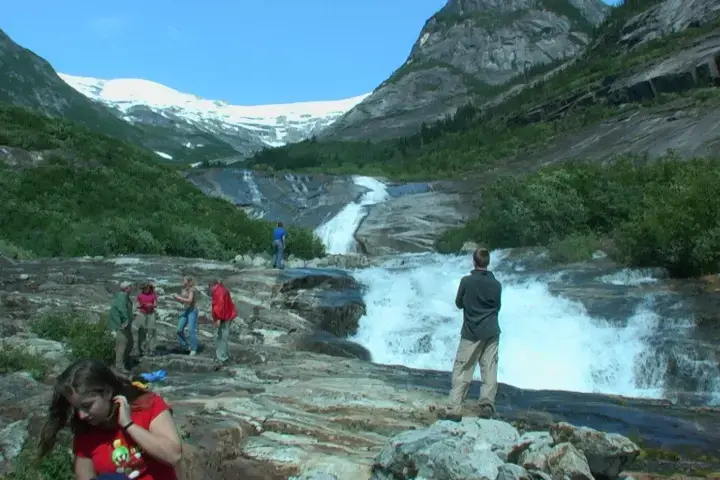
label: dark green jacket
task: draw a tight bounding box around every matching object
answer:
[455,269,502,342]
[108,292,132,331]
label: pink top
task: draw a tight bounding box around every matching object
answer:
[136,292,157,314]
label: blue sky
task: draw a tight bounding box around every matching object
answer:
[5,0,618,106]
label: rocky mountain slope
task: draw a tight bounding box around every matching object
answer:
[321,0,610,141]
[60,74,369,158]
[1,28,364,164]
[0,28,241,163]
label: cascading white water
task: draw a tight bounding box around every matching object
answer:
[314,176,389,254]
[350,253,669,398]
[311,177,719,403]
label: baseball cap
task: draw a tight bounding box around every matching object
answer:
[119,281,133,289]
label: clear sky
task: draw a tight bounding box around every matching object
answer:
[4,0,619,106]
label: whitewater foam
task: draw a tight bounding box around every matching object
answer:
[350,252,669,398]
[314,176,389,254]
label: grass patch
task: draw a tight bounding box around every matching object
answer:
[31,311,115,364]
[0,345,51,381]
[0,238,34,260]
[0,103,324,260]
[3,436,73,480]
[546,233,608,264]
[436,153,720,277]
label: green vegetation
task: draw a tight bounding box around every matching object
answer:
[248,86,720,180]
[437,153,720,278]
[0,104,324,260]
[0,30,239,165]
[31,311,116,364]
[0,344,51,380]
[3,436,74,480]
[246,0,719,180]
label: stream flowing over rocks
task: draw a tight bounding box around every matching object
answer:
[2,173,720,478]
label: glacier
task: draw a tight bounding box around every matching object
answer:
[59,73,370,153]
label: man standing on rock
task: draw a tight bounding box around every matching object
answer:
[108,281,135,372]
[272,221,287,269]
[444,247,502,421]
[210,279,237,365]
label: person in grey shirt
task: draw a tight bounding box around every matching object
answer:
[444,247,502,421]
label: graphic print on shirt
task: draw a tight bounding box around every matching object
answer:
[110,438,147,479]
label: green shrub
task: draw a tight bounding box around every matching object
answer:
[4,436,73,480]
[546,233,606,264]
[443,154,720,277]
[31,311,115,364]
[0,237,34,260]
[0,344,50,380]
[0,104,325,260]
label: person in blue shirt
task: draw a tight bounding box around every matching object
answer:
[272,221,287,269]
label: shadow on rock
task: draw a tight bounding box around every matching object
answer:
[278,268,366,338]
[291,330,372,361]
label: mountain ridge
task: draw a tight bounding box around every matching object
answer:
[321,0,611,141]
[59,73,370,157]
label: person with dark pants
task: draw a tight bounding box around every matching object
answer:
[443,247,502,421]
[108,281,134,372]
[272,221,287,269]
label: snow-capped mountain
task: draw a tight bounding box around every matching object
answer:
[59,73,370,157]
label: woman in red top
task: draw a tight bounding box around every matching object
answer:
[38,359,182,480]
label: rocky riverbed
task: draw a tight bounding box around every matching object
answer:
[1,255,719,479]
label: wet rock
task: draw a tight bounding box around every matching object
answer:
[290,331,372,361]
[186,170,364,229]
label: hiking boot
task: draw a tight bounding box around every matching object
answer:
[436,407,462,422]
[476,402,496,419]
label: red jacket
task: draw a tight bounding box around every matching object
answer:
[211,283,237,322]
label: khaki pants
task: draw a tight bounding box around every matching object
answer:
[137,312,158,355]
[114,326,134,370]
[215,321,231,362]
[449,335,499,410]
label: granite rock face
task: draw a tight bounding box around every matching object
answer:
[323,0,609,141]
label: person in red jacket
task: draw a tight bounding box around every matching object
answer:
[210,279,237,364]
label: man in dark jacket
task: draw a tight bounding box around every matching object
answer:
[445,247,502,420]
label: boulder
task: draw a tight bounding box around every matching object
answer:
[549,422,641,478]
[372,418,642,480]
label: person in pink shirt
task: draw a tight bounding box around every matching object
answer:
[136,283,159,357]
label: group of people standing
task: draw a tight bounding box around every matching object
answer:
[108,276,238,372]
[33,246,501,479]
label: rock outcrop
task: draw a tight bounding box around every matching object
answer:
[372,418,641,480]
[322,0,609,141]
[355,189,475,255]
[185,169,367,228]
[509,33,720,127]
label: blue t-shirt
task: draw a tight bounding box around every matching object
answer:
[272,227,286,241]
